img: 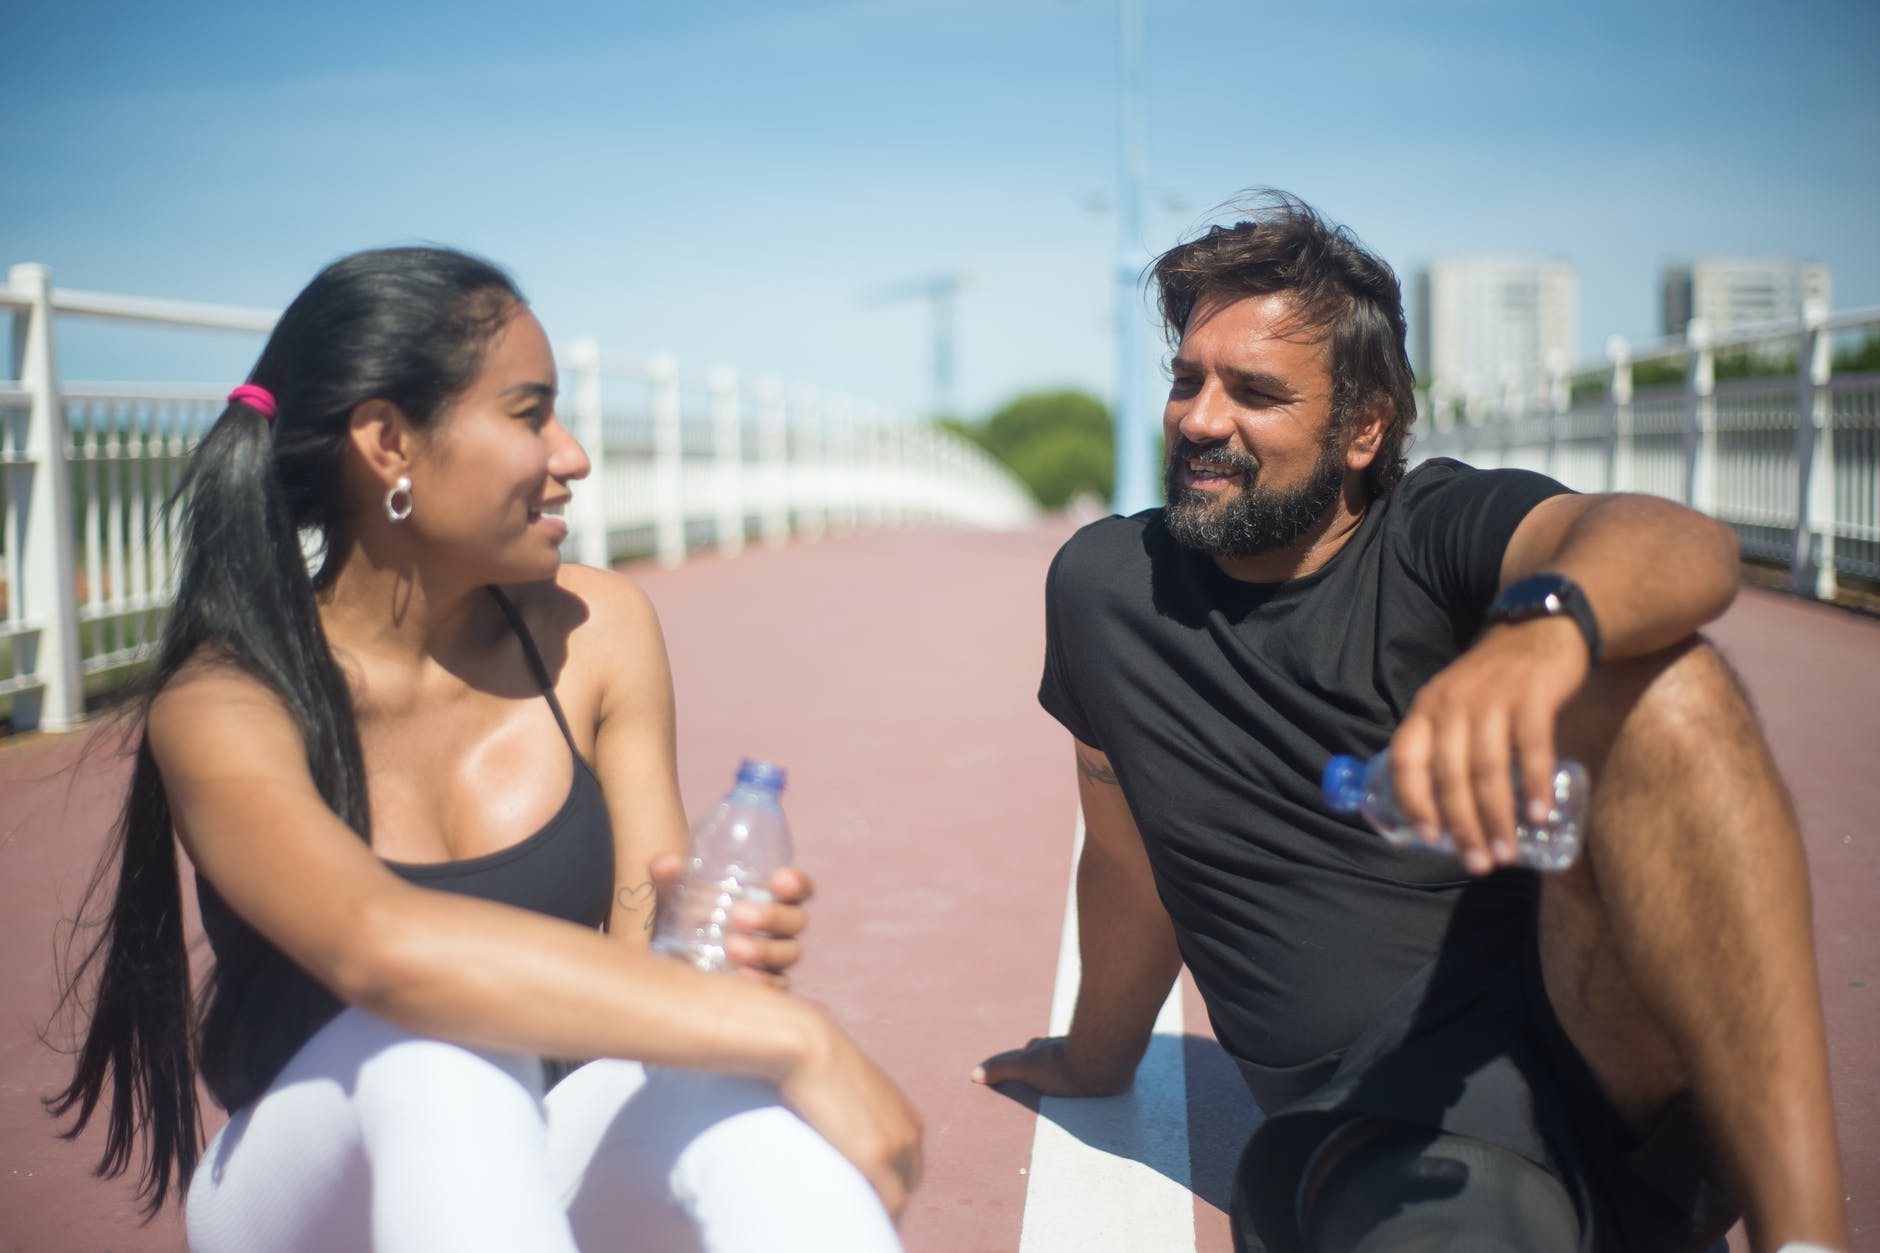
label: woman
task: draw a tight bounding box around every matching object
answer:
[49,246,921,1252]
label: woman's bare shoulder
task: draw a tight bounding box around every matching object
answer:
[555,561,659,623]
[148,651,294,738]
[144,651,316,800]
[498,564,669,692]
[501,564,658,641]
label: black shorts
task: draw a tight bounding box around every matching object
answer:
[1230,909,1740,1253]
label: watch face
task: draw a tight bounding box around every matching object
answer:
[1493,574,1573,620]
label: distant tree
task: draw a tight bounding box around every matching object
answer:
[1568,374,1608,405]
[1631,359,1686,389]
[935,415,985,450]
[1616,334,1880,386]
[1836,333,1880,373]
[1005,426,1115,510]
[1714,346,1797,381]
[948,389,1114,509]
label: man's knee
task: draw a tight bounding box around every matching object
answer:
[1566,636,1768,782]
[1625,636,1756,733]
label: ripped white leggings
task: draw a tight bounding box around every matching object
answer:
[185,1008,901,1253]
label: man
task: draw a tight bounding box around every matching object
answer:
[976,193,1846,1252]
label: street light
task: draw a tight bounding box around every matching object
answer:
[865,270,970,421]
[1112,0,1156,515]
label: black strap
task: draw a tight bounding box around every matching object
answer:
[485,586,578,750]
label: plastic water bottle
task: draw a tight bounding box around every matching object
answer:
[651,759,794,971]
[1321,750,1588,872]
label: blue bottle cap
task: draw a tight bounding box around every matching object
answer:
[1321,755,1365,813]
[736,759,787,791]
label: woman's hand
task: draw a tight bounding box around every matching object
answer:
[777,1010,924,1220]
[647,855,814,986]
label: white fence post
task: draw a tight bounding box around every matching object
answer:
[922,423,944,523]
[881,410,905,528]
[793,385,825,542]
[846,396,864,530]
[1792,301,1836,600]
[566,335,609,570]
[1545,349,1569,483]
[650,352,684,569]
[6,264,84,732]
[1604,335,1633,495]
[856,400,879,529]
[1683,318,1716,514]
[826,392,853,534]
[1498,363,1522,422]
[755,377,789,548]
[710,365,743,558]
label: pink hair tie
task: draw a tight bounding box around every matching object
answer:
[227,383,277,421]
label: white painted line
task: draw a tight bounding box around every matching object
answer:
[1018,811,1195,1253]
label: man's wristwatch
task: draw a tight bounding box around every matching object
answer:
[1485,573,1603,664]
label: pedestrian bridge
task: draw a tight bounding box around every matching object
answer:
[3,522,1875,1251]
[2,269,1876,1249]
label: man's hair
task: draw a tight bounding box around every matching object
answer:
[1151,190,1417,497]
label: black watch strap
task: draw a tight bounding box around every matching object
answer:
[1485,573,1603,664]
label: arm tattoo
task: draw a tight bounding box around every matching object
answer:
[1076,750,1120,786]
[616,881,658,930]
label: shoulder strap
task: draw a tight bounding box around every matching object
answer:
[485,585,578,749]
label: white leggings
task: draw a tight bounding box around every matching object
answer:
[185,1008,902,1253]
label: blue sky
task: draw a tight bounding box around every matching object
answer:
[4,0,1876,422]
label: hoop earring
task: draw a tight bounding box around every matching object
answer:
[384,475,414,523]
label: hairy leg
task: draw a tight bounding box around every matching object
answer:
[1544,639,1846,1251]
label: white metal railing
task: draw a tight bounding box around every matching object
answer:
[1414,304,1880,605]
[0,263,1035,733]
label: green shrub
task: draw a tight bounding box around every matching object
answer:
[949,389,1115,509]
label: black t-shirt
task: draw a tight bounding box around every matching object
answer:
[1038,458,1571,1115]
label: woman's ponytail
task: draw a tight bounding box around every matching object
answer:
[45,739,196,1216]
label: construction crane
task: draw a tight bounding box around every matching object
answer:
[866,270,970,420]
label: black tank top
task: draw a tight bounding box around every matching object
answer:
[195,586,616,1110]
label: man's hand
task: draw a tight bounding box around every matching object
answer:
[968,740,1179,1099]
[972,1036,1135,1097]
[1392,489,1739,877]
[648,853,814,986]
[1388,615,1590,875]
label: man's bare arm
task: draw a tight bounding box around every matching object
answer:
[975,740,1182,1096]
[1391,491,1740,870]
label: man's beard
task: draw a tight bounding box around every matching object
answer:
[1163,432,1346,559]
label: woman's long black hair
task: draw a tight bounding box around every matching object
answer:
[45,246,524,1214]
